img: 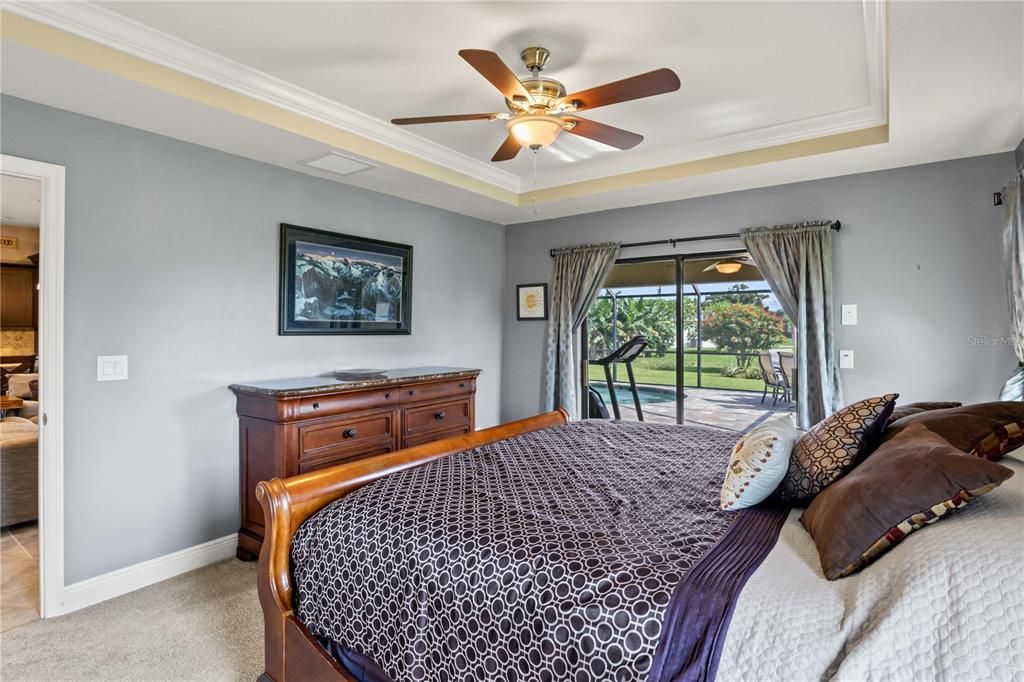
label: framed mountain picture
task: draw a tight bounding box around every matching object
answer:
[279,223,412,335]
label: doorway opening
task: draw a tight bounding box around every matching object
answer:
[1,154,66,625]
[583,251,795,432]
[1,174,42,631]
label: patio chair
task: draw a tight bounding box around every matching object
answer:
[778,351,796,403]
[758,351,785,405]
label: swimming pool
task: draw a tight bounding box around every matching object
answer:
[591,383,677,406]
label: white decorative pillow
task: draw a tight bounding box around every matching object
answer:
[1007,445,1024,463]
[720,418,800,510]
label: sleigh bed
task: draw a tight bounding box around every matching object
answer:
[254,409,1024,682]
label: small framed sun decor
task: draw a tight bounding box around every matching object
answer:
[516,283,548,321]
[279,223,412,335]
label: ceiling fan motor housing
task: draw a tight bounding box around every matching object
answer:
[506,77,567,113]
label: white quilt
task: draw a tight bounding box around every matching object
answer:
[718,457,1024,682]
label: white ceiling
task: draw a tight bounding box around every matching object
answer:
[0,174,42,226]
[94,1,878,181]
[1,1,1022,225]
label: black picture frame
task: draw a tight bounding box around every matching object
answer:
[279,223,413,335]
[516,283,549,321]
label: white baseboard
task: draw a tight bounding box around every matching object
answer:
[57,534,237,615]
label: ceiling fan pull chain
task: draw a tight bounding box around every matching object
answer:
[531,150,540,215]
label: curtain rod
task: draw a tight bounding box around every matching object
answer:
[548,221,841,258]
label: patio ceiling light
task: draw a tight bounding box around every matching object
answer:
[713,259,744,274]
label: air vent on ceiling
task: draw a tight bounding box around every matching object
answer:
[301,151,377,177]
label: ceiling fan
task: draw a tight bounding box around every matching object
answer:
[391,47,681,162]
[703,256,755,274]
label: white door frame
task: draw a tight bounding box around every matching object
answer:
[1,154,66,617]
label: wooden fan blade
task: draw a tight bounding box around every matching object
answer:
[391,113,500,125]
[491,135,522,162]
[564,116,643,150]
[459,49,534,102]
[560,68,680,112]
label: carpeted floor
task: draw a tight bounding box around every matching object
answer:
[0,559,263,681]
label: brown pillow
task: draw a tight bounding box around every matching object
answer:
[884,401,1024,460]
[775,394,897,504]
[802,423,1013,580]
[886,401,962,426]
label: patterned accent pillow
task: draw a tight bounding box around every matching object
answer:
[968,422,1024,461]
[720,418,800,510]
[775,393,898,504]
[884,402,1024,461]
[801,423,1013,579]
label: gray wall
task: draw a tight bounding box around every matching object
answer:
[503,153,1017,422]
[0,96,506,584]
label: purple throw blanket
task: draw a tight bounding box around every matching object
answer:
[293,420,787,682]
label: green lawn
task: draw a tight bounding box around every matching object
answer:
[587,352,772,392]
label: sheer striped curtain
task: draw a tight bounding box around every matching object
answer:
[742,222,842,427]
[1001,167,1024,401]
[543,242,620,419]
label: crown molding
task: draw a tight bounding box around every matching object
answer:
[2,0,522,194]
[3,0,887,204]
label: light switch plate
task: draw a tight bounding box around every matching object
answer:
[97,355,128,381]
[841,304,858,325]
[839,350,855,369]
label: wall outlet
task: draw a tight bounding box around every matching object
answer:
[841,304,858,325]
[97,355,128,381]
[839,350,855,369]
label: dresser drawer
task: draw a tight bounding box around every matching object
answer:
[296,388,398,419]
[298,409,397,459]
[403,426,471,449]
[297,443,393,474]
[398,378,474,405]
[403,399,472,438]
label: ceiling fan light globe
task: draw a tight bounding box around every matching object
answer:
[507,115,564,149]
[714,261,744,274]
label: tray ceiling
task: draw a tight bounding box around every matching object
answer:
[92,0,883,184]
[1,1,1021,224]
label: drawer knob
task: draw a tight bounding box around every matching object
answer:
[343,428,358,438]
[458,383,466,389]
[435,410,446,420]
[408,390,415,396]
[312,402,320,410]
[385,392,392,400]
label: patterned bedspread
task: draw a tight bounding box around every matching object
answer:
[292,419,779,682]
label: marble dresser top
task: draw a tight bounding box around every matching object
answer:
[229,366,480,398]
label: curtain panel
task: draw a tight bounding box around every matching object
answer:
[1001,167,1024,401]
[742,222,842,427]
[543,242,620,419]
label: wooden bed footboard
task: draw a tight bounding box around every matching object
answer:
[255,408,571,682]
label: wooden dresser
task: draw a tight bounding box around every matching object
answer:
[230,366,480,560]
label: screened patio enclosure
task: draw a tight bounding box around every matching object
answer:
[584,253,795,432]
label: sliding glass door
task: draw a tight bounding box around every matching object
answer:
[584,258,680,423]
[584,252,794,432]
